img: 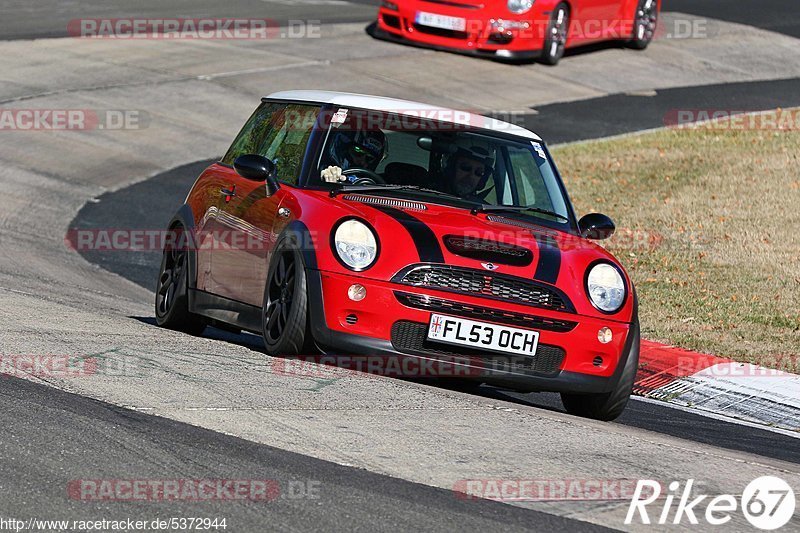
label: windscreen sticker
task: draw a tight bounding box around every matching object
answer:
[331,108,348,126]
[531,141,546,159]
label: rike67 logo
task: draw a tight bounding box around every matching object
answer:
[627,476,796,530]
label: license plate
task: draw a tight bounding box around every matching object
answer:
[427,314,540,357]
[415,11,467,32]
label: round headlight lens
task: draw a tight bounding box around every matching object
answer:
[587,263,626,313]
[507,0,534,14]
[334,219,378,270]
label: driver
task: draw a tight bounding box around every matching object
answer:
[443,146,493,201]
[321,129,386,183]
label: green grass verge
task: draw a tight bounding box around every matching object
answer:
[552,111,800,362]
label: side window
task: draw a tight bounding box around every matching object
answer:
[259,104,321,185]
[221,102,283,165]
[509,146,554,211]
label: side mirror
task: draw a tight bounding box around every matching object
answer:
[579,213,615,240]
[234,154,280,195]
[416,136,433,151]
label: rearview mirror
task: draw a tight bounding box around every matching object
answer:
[579,213,615,240]
[234,154,280,195]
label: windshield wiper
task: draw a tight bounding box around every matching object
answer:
[329,184,406,197]
[385,185,465,201]
[330,184,465,201]
[472,204,570,221]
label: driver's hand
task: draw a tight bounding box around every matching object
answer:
[321,166,344,183]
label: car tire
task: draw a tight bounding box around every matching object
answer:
[628,0,657,50]
[560,322,640,421]
[261,241,312,356]
[540,3,570,66]
[154,225,206,336]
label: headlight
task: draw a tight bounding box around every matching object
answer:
[507,0,534,14]
[586,263,626,313]
[333,219,378,270]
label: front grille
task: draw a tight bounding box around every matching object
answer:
[342,194,427,211]
[394,265,574,313]
[413,24,469,39]
[395,292,577,333]
[444,235,533,267]
[391,321,565,375]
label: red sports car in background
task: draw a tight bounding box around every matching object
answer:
[374,0,660,64]
[155,91,640,420]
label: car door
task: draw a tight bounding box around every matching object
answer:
[190,162,241,295]
[212,103,321,306]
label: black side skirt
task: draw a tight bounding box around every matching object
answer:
[189,289,262,334]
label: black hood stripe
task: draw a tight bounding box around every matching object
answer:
[532,233,561,285]
[371,206,444,263]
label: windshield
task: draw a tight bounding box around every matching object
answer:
[313,108,572,226]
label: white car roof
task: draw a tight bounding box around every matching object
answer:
[265,90,542,141]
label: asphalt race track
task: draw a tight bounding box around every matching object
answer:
[2,0,800,531]
[1,375,607,532]
[0,0,382,41]
[668,0,800,38]
[523,77,800,144]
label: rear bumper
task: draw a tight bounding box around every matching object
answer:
[307,268,637,394]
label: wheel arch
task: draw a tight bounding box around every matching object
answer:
[166,204,198,289]
[276,219,318,271]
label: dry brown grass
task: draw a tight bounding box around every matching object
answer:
[553,110,800,362]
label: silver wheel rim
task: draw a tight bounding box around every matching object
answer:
[548,8,568,59]
[635,0,657,41]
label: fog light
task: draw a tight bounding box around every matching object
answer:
[598,327,613,344]
[348,284,367,301]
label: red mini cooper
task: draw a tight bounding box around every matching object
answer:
[374,0,660,65]
[155,91,640,420]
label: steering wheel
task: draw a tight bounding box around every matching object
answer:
[342,168,385,185]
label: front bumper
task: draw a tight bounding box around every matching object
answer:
[307,268,636,394]
[374,7,545,62]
